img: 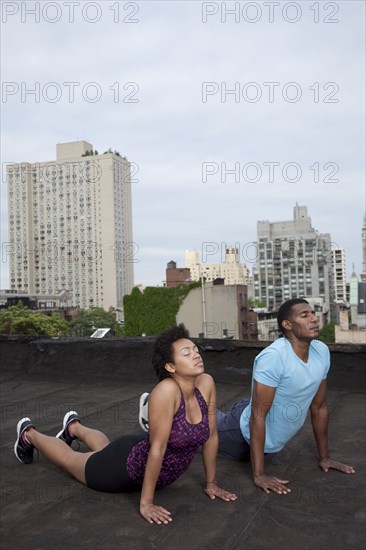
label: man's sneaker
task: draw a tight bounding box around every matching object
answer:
[139,393,149,432]
[56,411,80,446]
[14,418,35,464]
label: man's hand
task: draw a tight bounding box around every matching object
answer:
[254,473,291,495]
[204,482,237,501]
[319,457,356,474]
[140,503,172,525]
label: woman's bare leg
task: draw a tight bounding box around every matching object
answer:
[69,421,110,451]
[26,428,96,485]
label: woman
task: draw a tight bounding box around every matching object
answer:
[14,324,237,524]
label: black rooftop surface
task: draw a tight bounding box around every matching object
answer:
[1,338,365,550]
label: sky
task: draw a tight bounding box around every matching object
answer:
[1,0,365,289]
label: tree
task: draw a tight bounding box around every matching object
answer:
[69,307,123,337]
[318,322,335,343]
[0,302,69,337]
[248,298,267,308]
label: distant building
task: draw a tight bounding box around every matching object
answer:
[335,304,366,344]
[0,291,37,311]
[176,281,256,340]
[0,289,77,321]
[0,289,73,309]
[253,204,333,315]
[166,261,191,288]
[7,140,134,311]
[334,214,366,343]
[185,246,249,286]
[349,271,366,328]
[361,212,366,282]
[332,248,347,304]
[256,310,279,342]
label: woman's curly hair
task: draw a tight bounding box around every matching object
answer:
[152,324,190,381]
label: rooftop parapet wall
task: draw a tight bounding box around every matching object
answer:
[1,337,365,394]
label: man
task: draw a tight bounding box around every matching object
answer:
[139,299,355,494]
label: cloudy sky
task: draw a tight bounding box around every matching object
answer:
[1,0,365,288]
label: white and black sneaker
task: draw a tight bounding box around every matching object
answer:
[14,418,36,464]
[56,411,80,446]
[139,393,150,432]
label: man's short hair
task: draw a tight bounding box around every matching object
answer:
[277,298,309,334]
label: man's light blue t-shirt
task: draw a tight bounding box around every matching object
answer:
[240,338,330,453]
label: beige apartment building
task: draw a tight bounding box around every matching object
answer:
[176,282,256,340]
[185,247,249,285]
[7,140,134,311]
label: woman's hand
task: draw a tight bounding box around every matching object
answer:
[204,482,237,501]
[140,502,172,525]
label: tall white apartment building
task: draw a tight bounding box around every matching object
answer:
[332,248,347,303]
[185,246,249,285]
[252,205,333,313]
[7,140,134,310]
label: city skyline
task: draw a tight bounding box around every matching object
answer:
[1,1,365,289]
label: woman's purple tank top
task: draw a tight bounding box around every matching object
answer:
[126,387,210,488]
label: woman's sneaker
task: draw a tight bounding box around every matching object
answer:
[14,418,36,464]
[56,411,80,446]
[139,393,149,432]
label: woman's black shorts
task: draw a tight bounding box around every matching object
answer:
[84,434,144,493]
